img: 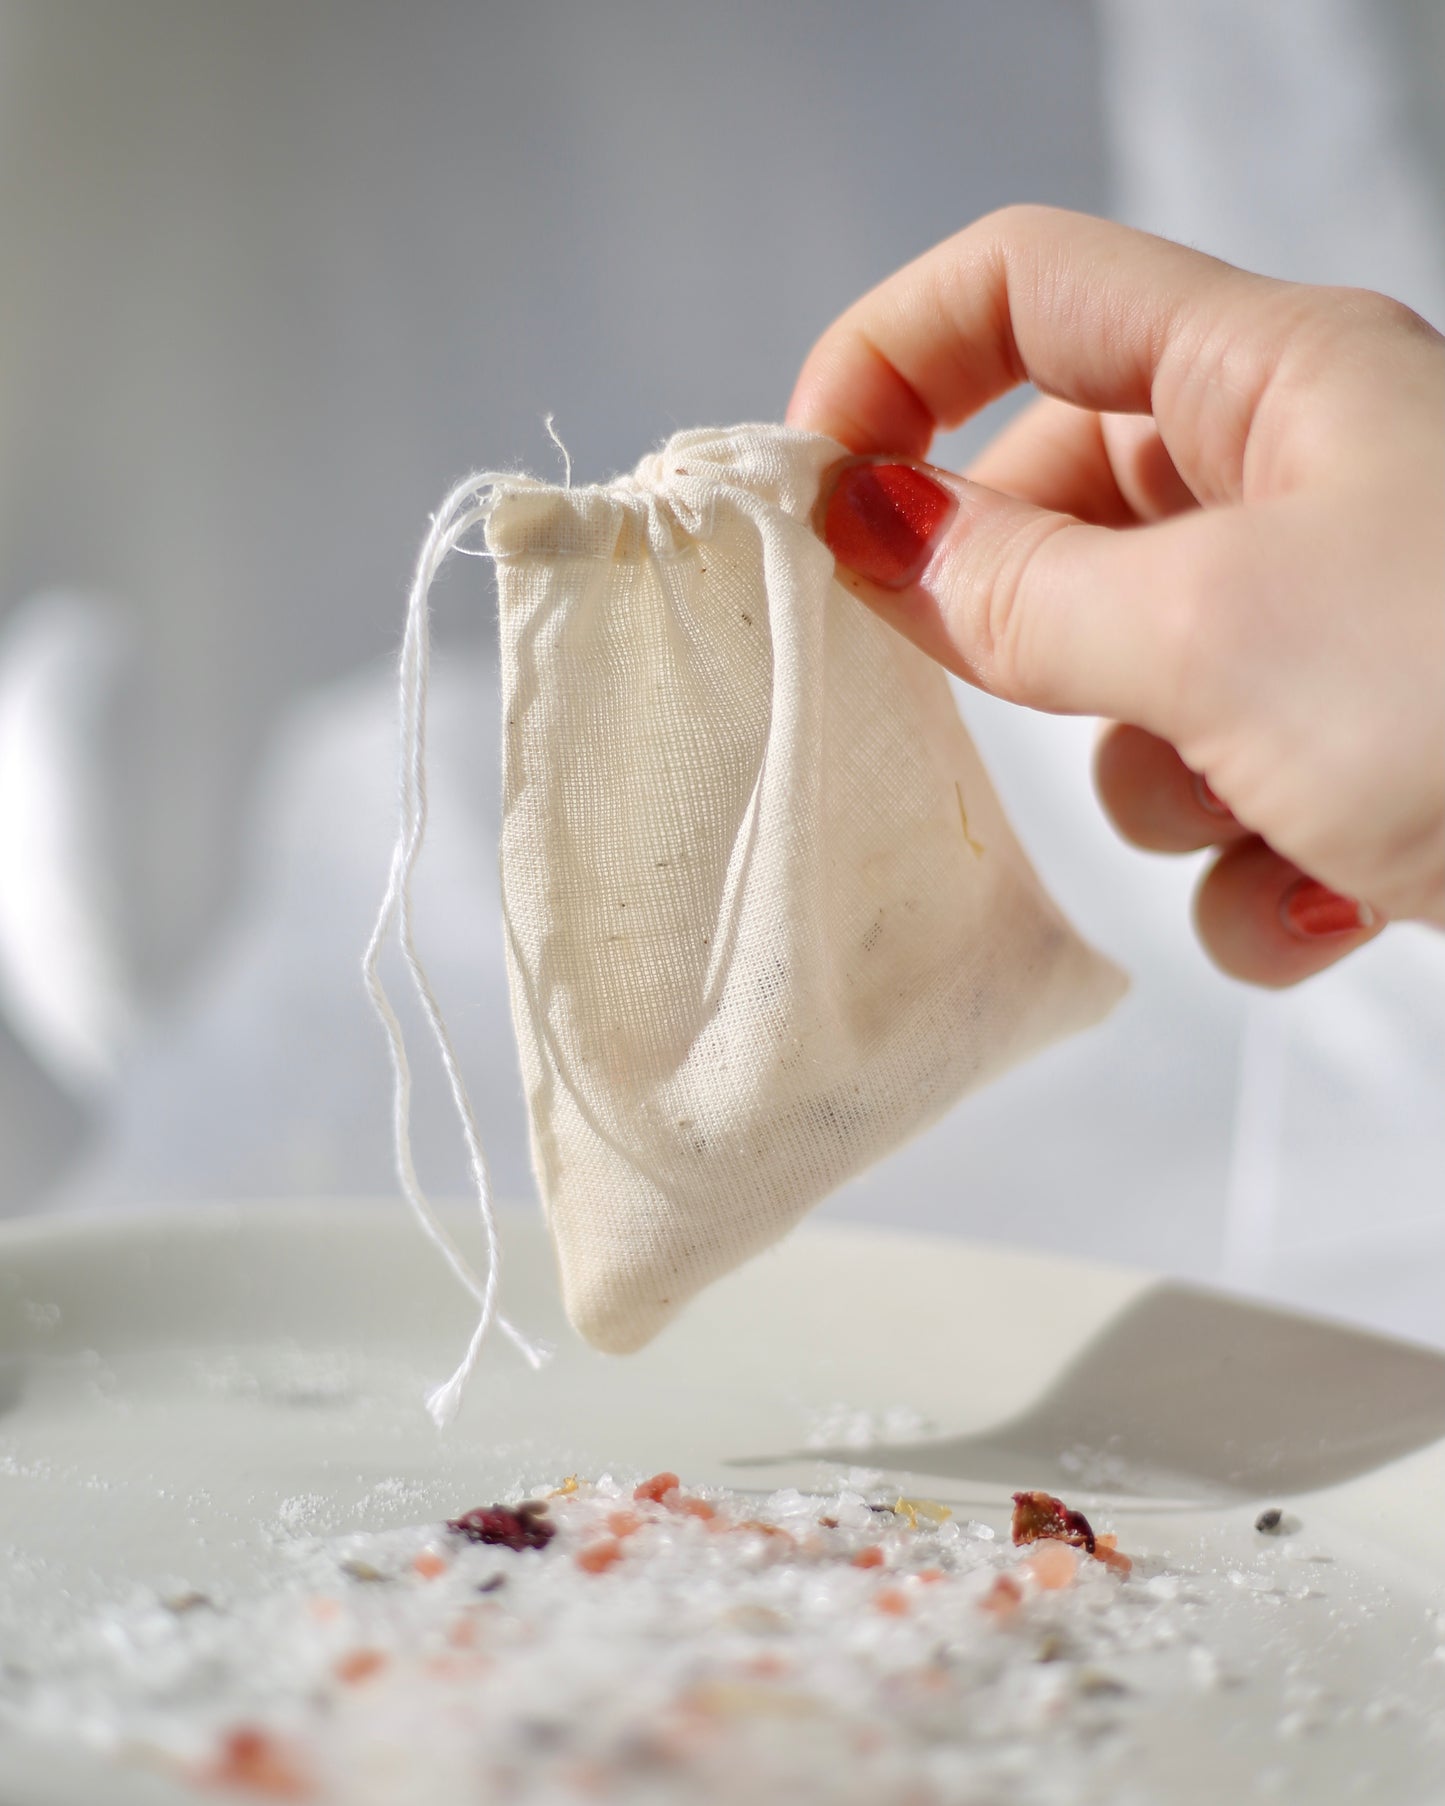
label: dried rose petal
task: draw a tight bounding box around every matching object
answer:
[447,1504,555,1552]
[1010,1490,1096,1555]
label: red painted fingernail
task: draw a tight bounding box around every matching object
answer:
[1194,774,1231,817]
[821,462,956,591]
[1280,879,1376,940]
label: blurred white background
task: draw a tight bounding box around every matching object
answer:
[0,1,1441,1341]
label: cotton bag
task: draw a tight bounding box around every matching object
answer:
[366,424,1126,1422]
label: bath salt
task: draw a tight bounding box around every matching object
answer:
[0,1476,1161,1805]
[365,426,1126,1416]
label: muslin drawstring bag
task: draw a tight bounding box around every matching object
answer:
[366,424,1126,1423]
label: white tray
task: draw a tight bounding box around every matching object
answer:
[2,1202,1444,1803]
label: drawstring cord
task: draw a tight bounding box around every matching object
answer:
[362,468,550,1427]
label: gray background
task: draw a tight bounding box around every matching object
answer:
[0,1,1441,1343]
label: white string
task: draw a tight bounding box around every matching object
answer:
[362,469,550,1428]
[543,414,572,489]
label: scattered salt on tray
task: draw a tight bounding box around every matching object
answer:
[0,1473,1384,1804]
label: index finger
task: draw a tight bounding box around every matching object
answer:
[786,205,1266,459]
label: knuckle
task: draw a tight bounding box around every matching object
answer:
[973,514,1076,704]
[971,201,1061,243]
[1137,524,1237,727]
[1276,287,1444,390]
[1321,285,1438,342]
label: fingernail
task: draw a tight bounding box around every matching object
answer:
[1193,774,1231,817]
[821,461,957,591]
[1280,878,1376,940]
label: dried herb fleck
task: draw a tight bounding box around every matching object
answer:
[339,1559,390,1584]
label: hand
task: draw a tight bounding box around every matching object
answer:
[788,206,1445,987]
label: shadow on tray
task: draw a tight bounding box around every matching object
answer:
[731,1282,1445,1505]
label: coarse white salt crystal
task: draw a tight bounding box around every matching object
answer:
[841,1466,885,1491]
[764,1489,815,1520]
[0,1472,1391,1805]
[1276,1540,1333,1566]
[830,1491,876,1530]
[274,1493,329,1533]
[1227,1569,1284,1596]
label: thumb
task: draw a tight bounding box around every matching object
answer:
[816,456,1198,732]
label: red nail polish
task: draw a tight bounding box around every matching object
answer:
[1280,879,1376,940]
[822,462,956,591]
